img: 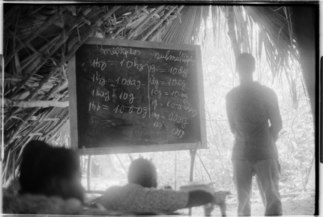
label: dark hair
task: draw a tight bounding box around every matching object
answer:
[19,140,82,200]
[128,158,157,188]
[236,52,255,75]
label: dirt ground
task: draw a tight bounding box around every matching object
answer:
[189,191,315,216]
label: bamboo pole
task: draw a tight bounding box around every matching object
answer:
[4,5,117,167]
[5,11,62,67]
[142,6,178,41]
[14,135,34,170]
[127,6,165,40]
[6,7,101,99]
[149,6,184,42]
[174,152,177,189]
[115,154,127,174]
[87,155,92,191]
[95,6,121,27]
[3,6,123,184]
[6,6,113,100]
[46,112,69,141]
[4,67,62,125]
[66,6,120,61]
[6,79,64,145]
[6,5,108,139]
[5,6,106,124]
[7,34,62,98]
[188,148,197,216]
[4,99,69,108]
[196,152,213,184]
[111,7,148,39]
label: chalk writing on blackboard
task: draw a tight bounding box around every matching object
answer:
[69,39,206,153]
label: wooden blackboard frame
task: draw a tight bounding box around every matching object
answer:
[68,38,207,155]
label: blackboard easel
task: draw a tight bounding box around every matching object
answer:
[68,40,207,214]
[68,38,207,154]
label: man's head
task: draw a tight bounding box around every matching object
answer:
[236,53,255,81]
[127,158,157,188]
[19,140,84,202]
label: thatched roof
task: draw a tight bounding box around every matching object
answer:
[2,4,304,184]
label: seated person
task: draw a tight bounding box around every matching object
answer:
[3,140,85,214]
[95,158,216,214]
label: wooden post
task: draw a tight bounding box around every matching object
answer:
[12,152,16,180]
[87,155,92,191]
[188,148,197,216]
[189,149,197,182]
[174,152,177,190]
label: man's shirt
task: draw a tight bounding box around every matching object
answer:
[226,82,282,161]
[97,183,189,214]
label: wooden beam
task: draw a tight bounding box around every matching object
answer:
[4,99,69,108]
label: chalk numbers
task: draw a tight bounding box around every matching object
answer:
[113,104,148,119]
[85,48,196,140]
[172,128,185,138]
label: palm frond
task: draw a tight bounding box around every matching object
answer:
[2,4,302,185]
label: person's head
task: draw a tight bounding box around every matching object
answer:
[19,140,84,202]
[236,53,255,82]
[127,158,157,188]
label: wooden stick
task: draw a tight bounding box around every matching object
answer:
[87,155,92,191]
[6,7,105,140]
[7,7,96,99]
[95,6,121,27]
[189,148,197,216]
[5,8,62,67]
[149,6,184,42]
[127,6,165,40]
[196,152,213,184]
[4,98,69,108]
[4,66,62,125]
[46,112,69,141]
[3,6,112,184]
[142,6,178,41]
[111,6,148,39]
[5,7,97,120]
[7,80,64,145]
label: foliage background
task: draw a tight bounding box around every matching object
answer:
[2,5,315,215]
[80,8,315,211]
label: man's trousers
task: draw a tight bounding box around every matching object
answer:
[232,159,282,216]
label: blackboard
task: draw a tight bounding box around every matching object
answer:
[69,38,206,154]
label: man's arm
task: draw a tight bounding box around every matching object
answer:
[225,95,236,134]
[186,190,214,208]
[267,90,282,141]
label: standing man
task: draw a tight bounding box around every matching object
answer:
[226,53,283,216]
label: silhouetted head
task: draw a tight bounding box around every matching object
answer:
[19,140,84,202]
[236,53,255,82]
[127,158,157,188]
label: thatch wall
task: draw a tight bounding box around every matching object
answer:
[3,4,315,185]
[3,4,205,184]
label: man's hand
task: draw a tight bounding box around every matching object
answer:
[213,191,231,205]
[212,191,231,217]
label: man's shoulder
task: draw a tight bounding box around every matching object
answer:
[256,83,277,98]
[226,86,240,99]
[226,83,277,100]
